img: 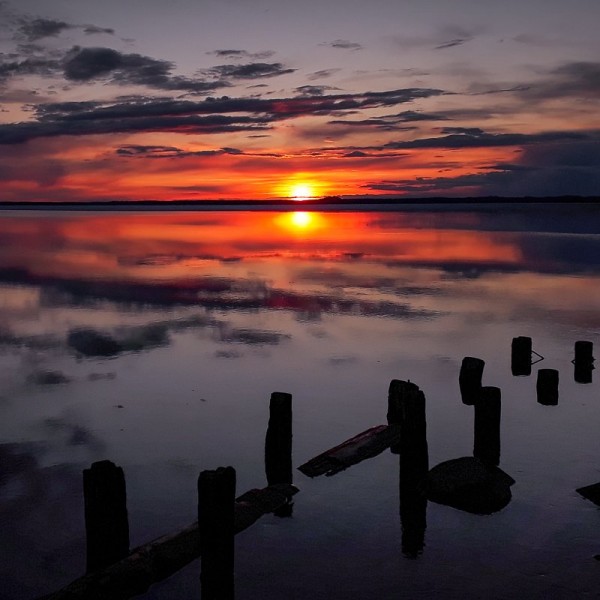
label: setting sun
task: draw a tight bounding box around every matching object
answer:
[290,183,315,200]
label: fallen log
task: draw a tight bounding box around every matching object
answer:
[576,482,600,507]
[298,424,402,477]
[39,483,298,600]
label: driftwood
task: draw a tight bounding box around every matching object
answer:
[298,424,402,477]
[40,483,298,600]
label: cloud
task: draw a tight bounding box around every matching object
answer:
[393,25,480,51]
[295,85,338,96]
[18,17,73,41]
[522,61,600,101]
[207,49,274,59]
[365,139,600,197]
[0,87,446,144]
[322,39,363,51]
[204,62,295,80]
[83,25,115,36]
[308,68,341,80]
[63,46,223,93]
[115,144,279,159]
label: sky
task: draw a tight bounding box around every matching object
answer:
[0,0,599,202]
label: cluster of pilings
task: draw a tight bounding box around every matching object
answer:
[42,392,296,600]
[510,337,595,404]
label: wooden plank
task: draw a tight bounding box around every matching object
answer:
[298,424,402,477]
[40,483,298,600]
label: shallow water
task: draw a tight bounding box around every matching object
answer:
[0,205,599,599]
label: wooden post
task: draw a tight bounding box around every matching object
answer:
[388,380,427,455]
[265,392,293,517]
[473,386,501,466]
[399,445,428,558]
[389,380,429,556]
[511,336,532,376]
[265,392,293,486]
[83,460,129,573]
[574,341,594,384]
[458,357,485,405]
[537,369,559,405]
[198,467,236,600]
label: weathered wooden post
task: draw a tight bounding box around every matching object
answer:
[473,386,501,466]
[265,392,293,486]
[388,379,427,455]
[198,466,236,600]
[459,357,485,405]
[83,460,130,573]
[511,336,532,376]
[537,369,559,405]
[265,391,293,517]
[388,380,429,556]
[574,341,594,384]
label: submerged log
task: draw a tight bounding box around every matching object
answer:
[298,424,402,477]
[40,484,298,600]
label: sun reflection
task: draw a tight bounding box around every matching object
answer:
[291,211,312,228]
[276,211,324,234]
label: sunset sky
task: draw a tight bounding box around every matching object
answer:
[0,0,599,202]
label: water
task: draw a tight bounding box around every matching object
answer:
[0,205,599,599]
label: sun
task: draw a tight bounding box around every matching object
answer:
[290,183,315,200]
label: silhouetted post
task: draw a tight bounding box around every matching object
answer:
[537,369,559,405]
[511,336,532,376]
[83,460,130,573]
[265,392,293,486]
[388,380,427,455]
[389,380,428,557]
[265,392,293,517]
[198,467,236,600]
[574,341,594,384]
[473,387,501,466]
[459,357,485,405]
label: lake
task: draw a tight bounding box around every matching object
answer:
[0,204,599,599]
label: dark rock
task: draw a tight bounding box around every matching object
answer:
[68,329,123,357]
[28,370,71,385]
[424,456,515,515]
[576,482,600,507]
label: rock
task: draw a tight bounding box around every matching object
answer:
[68,329,123,357]
[576,482,600,507]
[28,370,71,385]
[424,456,515,515]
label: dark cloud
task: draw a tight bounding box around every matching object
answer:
[63,46,223,93]
[115,144,278,159]
[322,39,363,51]
[394,25,480,51]
[365,139,600,197]
[18,17,73,41]
[216,326,291,346]
[435,38,471,50]
[0,87,445,144]
[204,62,295,80]
[208,49,274,59]
[522,61,600,100]
[83,25,115,36]
[295,85,337,96]
[308,68,341,80]
[27,370,71,385]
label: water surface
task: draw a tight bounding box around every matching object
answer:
[0,205,599,599]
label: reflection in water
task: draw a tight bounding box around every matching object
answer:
[1,206,599,599]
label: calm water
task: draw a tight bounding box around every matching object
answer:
[0,205,599,599]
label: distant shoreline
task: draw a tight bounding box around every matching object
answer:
[1,195,599,212]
